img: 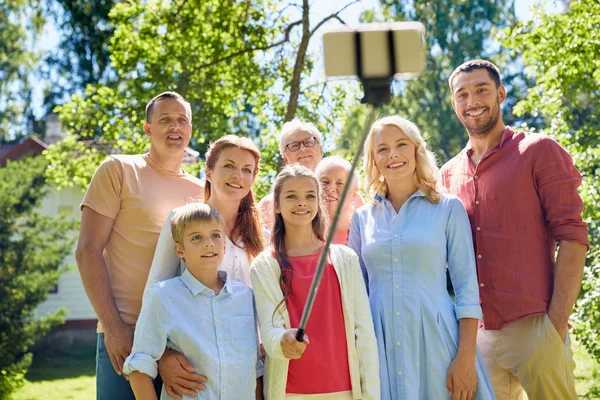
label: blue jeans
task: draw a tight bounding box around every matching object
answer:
[96,333,162,400]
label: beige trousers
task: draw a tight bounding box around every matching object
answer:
[477,314,577,400]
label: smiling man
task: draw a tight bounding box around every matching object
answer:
[258,120,324,234]
[76,92,204,400]
[441,60,589,400]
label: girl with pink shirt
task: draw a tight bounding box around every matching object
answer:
[250,164,380,400]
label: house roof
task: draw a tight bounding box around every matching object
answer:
[0,136,48,167]
[0,137,200,167]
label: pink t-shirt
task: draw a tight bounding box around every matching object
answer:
[285,250,352,394]
[81,154,203,331]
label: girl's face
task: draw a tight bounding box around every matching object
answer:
[276,177,319,228]
[318,164,352,219]
[372,125,416,186]
[207,147,257,202]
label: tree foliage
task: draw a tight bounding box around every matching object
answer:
[337,0,518,162]
[0,0,45,142]
[0,156,76,399]
[45,0,357,199]
[42,0,117,112]
[500,0,600,363]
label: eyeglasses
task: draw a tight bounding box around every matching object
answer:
[284,136,319,152]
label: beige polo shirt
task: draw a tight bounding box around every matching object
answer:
[81,154,203,332]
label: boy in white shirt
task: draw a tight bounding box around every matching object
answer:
[124,203,263,399]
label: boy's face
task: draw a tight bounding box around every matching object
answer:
[174,220,226,271]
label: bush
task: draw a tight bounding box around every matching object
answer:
[0,156,77,399]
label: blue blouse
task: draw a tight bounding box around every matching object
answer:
[349,191,494,400]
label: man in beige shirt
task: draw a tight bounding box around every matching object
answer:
[76,92,203,399]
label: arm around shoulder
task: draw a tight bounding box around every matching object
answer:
[146,209,182,292]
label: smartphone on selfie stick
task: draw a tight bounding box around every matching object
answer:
[296,21,426,342]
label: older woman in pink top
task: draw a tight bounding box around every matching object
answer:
[315,156,364,246]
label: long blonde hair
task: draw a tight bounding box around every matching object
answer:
[363,116,442,204]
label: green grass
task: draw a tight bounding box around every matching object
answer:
[13,346,96,400]
[12,340,600,399]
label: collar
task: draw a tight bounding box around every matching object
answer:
[375,189,426,204]
[464,126,514,156]
[180,269,231,296]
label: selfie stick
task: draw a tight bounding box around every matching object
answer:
[295,29,401,343]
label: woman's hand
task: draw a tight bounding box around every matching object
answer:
[446,352,477,400]
[280,329,310,359]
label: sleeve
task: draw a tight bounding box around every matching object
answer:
[533,138,590,249]
[123,285,170,378]
[250,255,288,361]
[80,156,123,219]
[446,197,483,321]
[144,209,184,297]
[348,211,369,288]
[345,249,380,400]
[252,297,265,378]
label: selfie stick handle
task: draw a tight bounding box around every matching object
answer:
[295,106,377,343]
[295,29,398,342]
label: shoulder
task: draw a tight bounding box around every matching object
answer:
[353,202,377,219]
[229,281,254,298]
[331,244,359,263]
[144,278,182,304]
[440,150,466,176]
[251,249,278,272]
[512,130,562,152]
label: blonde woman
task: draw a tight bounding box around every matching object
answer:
[348,116,494,400]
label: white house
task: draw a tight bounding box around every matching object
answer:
[1,115,200,346]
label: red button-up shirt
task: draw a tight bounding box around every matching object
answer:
[441,127,589,330]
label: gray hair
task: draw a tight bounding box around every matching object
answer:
[278,119,323,155]
[315,155,359,191]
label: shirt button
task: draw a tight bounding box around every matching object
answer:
[396,312,400,316]
[396,341,401,346]
[394,258,399,262]
[222,364,226,369]
[477,227,481,231]
[394,234,398,238]
[475,200,480,205]
[213,298,217,303]
[480,283,485,287]
[474,175,479,179]
[477,255,482,259]
[396,285,400,289]
[398,370,403,376]
[222,388,226,393]
[216,319,220,324]
[218,341,223,346]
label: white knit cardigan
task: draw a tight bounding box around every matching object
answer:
[250,245,380,400]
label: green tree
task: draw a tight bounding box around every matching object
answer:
[45,0,358,199]
[0,0,45,142]
[501,0,600,362]
[337,0,518,162]
[0,156,77,399]
[42,0,117,112]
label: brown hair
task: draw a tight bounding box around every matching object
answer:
[448,59,502,92]
[170,203,224,246]
[145,91,192,122]
[271,164,328,314]
[204,135,264,259]
[363,116,442,204]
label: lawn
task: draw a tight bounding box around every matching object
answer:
[13,339,600,399]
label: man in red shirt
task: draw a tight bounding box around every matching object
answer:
[441,59,589,399]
